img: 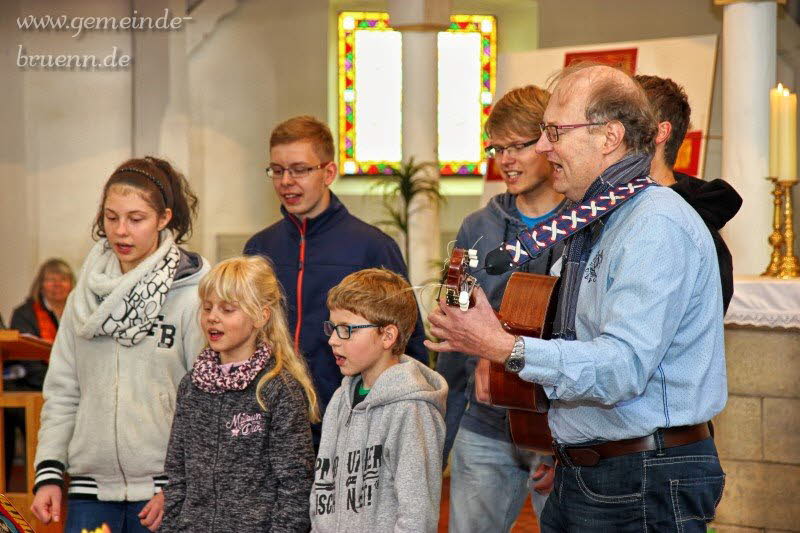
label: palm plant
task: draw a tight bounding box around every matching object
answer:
[372,157,445,262]
[372,159,448,369]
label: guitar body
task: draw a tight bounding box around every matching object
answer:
[486,272,560,453]
[439,249,559,454]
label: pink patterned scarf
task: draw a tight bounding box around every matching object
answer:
[191,343,271,394]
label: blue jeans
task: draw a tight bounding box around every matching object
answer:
[66,499,150,533]
[449,428,550,533]
[541,437,725,532]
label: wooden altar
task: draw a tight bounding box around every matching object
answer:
[0,329,61,532]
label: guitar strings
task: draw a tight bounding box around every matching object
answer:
[364,282,453,316]
[363,237,497,314]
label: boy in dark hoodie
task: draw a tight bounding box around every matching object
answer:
[310,268,447,533]
[636,74,742,312]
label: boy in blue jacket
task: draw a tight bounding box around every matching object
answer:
[244,115,427,446]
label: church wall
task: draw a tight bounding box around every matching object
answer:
[538,0,726,184]
[2,0,797,311]
[0,0,34,322]
[0,0,132,319]
[188,0,329,263]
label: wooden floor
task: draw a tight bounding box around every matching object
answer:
[438,476,540,532]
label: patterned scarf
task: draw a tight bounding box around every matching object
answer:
[191,343,272,394]
[97,246,180,346]
[73,231,181,347]
[552,152,654,341]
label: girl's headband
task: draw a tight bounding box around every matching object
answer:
[114,167,169,205]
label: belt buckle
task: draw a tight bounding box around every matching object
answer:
[552,441,567,466]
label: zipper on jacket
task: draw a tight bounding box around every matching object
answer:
[289,216,308,351]
[112,343,128,499]
[336,401,356,531]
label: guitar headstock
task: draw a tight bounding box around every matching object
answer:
[440,247,479,311]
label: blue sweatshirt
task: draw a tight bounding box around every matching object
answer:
[243,193,428,429]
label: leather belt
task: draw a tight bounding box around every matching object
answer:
[554,423,711,467]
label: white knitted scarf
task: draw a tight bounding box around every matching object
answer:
[72,231,180,346]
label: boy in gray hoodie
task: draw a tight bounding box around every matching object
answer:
[310,268,447,533]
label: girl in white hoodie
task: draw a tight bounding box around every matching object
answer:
[30,157,209,533]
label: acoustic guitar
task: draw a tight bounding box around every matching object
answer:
[440,247,559,454]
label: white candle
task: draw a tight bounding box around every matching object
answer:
[778,87,797,184]
[770,84,782,177]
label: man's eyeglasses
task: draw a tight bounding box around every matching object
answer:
[484,138,539,158]
[323,320,380,340]
[266,162,330,180]
[539,122,607,143]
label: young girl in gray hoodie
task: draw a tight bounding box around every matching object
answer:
[311,268,447,533]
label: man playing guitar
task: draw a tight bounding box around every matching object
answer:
[437,85,565,533]
[427,64,727,533]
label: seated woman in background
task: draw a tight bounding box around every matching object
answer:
[4,258,75,488]
[7,258,75,388]
[12,258,75,338]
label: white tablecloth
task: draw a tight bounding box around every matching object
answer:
[725,275,800,329]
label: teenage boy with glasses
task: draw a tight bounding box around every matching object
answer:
[244,116,428,448]
[436,85,566,533]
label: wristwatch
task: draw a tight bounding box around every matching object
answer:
[504,335,525,374]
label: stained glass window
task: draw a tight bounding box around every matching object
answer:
[337,12,497,176]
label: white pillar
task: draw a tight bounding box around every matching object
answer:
[402,31,440,287]
[718,0,777,274]
[388,0,450,289]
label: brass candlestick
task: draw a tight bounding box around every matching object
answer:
[778,180,800,279]
[762,177,784,277]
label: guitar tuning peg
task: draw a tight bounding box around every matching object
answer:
[468,249,478,259]
[469,258,479,269]
[459,290,470,311]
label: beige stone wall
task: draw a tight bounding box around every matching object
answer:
[712,326,800,532]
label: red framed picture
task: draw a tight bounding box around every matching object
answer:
[564,48,638,75]
[673,130,703,176]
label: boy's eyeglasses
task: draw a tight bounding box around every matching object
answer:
[484,138,539,158]
[323,320,379,340]
[266,162,330,180]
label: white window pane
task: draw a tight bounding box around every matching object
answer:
[354,30,402,162]
[438,31,482,163]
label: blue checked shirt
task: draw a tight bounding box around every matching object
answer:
[520,185,728,444]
